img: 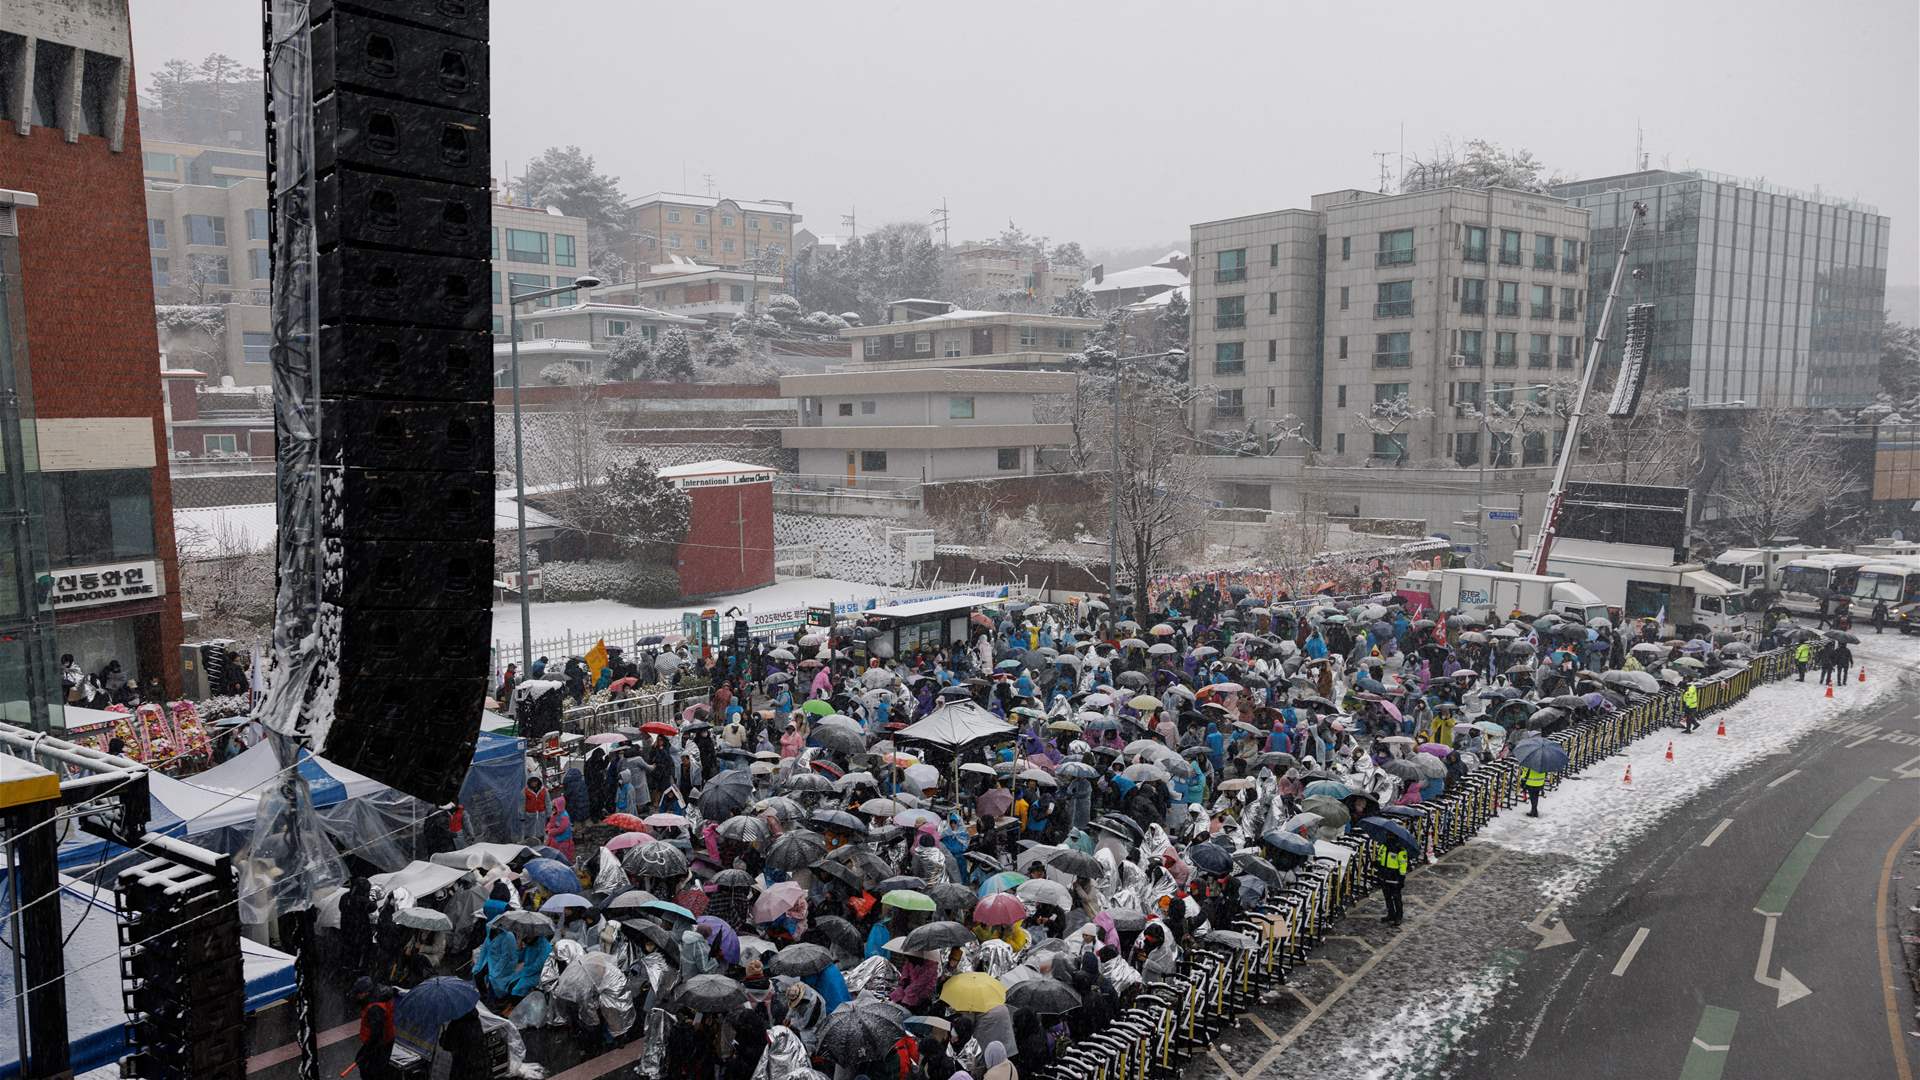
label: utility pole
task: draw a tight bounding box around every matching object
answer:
[931,198,950,249]
[841,207,857,241]
[1372,152,1394,195]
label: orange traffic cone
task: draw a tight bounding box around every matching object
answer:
[1622,763,1633,784]
[1825,684,1834,698]
[1665,741,1675,762]
[1715,718,1726,737]
[1859,667,1866,682]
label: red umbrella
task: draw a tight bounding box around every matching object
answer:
[973,893,1025,926]
[604,812,647,832]
[643,721,680,737]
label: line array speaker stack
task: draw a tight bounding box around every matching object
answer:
[116,853,246,1079]
[1606,302,1655,419]
[305,0,493,803]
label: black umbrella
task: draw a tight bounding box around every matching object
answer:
[1356,815,1418,851]
[623,843,688,880]
[716,815,772,845]
[810,809,868,835]
[603,889,658,915]
[810,915,862,954]
[929,882,977,915]
[1044,848,1104,880]
[876,875,928,895]
[830,846,891,887]
[712,868,754,890]
[766,829,828,871]
[1187,842,1233,876]
[783,772,836,795]
[819,1001,908,1065]
[1007,977,1083,1015]
[1232,852,1283,886]
[678,973,746,1013]
[809,860,863,891]
[770,942,835,977]
[903,920,976,953]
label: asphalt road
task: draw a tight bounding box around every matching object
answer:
[1448,680,1920,1080]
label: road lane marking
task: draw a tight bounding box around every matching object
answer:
[1756,777,1887,916]
[1679,1006,1739,1080]
[1247,1014,1281,1041]
[1877,818,1920,1080]
[1751,912,1813,1007]
[1700,818,1733,847]
[1612,927,1650,976]
[1847,734,1877,748]
[1208,1047,1242,1080]
[1766,769,1801,788]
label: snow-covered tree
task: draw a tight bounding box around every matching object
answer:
[801,311,850,333]
[538,362,576,386]
[1400,139,1563,194]
[1712,409,1855,545]
[1358,394,1435,464]
[1155,290,1191,352]
[1105,380,1209,612]
[512,146,631,278]
[793,222,945,324]
[1572,380,1702,485]
[598,458,692,564]
[1050,241,1087,268]
[1880,318,1919,404]
[142,54,264,149]
[1050,286,1097,318]
[766,293,804,324]
[703,332,746,368]
[176,518,274,643]
[653,329,696,381]
[605,331,651,381]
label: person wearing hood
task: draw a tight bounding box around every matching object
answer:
[545,794,575,862]
[774,977,827,1051]
[350,977,400,1080]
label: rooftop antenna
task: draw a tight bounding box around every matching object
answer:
[1636,122,1649,170]
[1398,122,1405,190]
[702,172,716,197]
[1372,151,1393,194]
[842,206,857,240]
[930,197,950,249]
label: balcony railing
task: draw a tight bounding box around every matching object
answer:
[1498,250,1522,266]
[1214,362,1245,376]
[1531,303,1553,319]
[1562,255,1581,272]
[1373,351,1412,368]
[1214,405,1246,419]
[1376,249,1415,267]
[1534,254,1556,269]
[1214,313,1246,329]
[1457,351,1483,366]
[1560,305,1579,321]
[1527,352,1551,368]
[1461,299,1486,315]
[1463,247,1488,264]
[1493,350,1518,367]
[1557,353,1578,368]
[1375,300,1413,318]
[1215,267,1246,283]
[1496,300,1520,317]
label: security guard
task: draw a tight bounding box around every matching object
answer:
[1376,842,1409,926]
[1521,765,1549,817]
[1793,639,1812,681]
[1681,681,1701,733]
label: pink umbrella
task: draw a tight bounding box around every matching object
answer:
[1418,743,1453,758]
[604,831,654,853]
[585,732,628,745]
[750,880,807,923]
[973,893,1026,927]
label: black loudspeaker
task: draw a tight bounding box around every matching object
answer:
[116,854,246,1080]
[302,0,492,805]
[1606,303,1655,419]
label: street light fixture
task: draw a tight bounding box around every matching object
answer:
[506,274,600,685]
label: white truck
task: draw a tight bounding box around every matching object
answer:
[1521,538,1752,637]
[1705,544,1837,592]
[1430,568,1610,624]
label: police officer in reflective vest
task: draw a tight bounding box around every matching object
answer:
[1681,681,1701,733]
[1376,843,1409,926]
[1521,766,1549,817]
[1794,639,1812,681]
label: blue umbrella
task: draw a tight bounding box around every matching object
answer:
[1302,779,1354,801]
[1511,738,1570,772]
[1356,676,1389,695]
[1376,805,1424,821]
[521,857,580,895]
[1261,830,1315,858]
[1356,816,1418,852]
[395,976,479,1048]
[533,846,568,862]
[639,899,697,923]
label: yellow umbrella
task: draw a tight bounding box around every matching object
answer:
[1046,719,1082,733]
[1129,694,1163,712]
[939,971,1007,1013]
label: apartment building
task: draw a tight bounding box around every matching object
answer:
[1192,187,1591,466]
[779,369,1075,486]
[840,300,1100,371]
[947,241,1082,306]
[1551,169,1888,409]
[491,201,592,334]
[625,193,799,275]
[3,0,187,711]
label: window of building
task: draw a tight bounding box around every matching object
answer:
[1214,342,1244,375]
[1373,433,1406,460]
[491,314,503,334]
[1269,243,1279,267]
[837,402,854,416]
[185,215,226,245]
[1377,229,1414,266]
[1461,277,1486,314]
[913,332,932,355]
[1374,332,1410,367]
[1336,385,1347,408]
[1460,329,1483,364]
[997,448,1022,470]
[860,400,877,414]
[666,209,682,223]
[204,434,238,454]
[1268,388,1276,408]
[1215,388,1244,415]
[1529,333,1551,367]
[142,220,167,254]
[608,320,630,338]
[241,331,271,364]
[142,151,177,175]
[1375,382,1409,406]
[695,238,709,251]
[722,239,736,254]
[1530,284,1552,318]
[1494,331,1517,366]
[554,234,576,267]
[1451,381,1482,408]
[1490,432,1515,467]
[150,257,169,289]
[1017,326,1039,348]
[29,42,71,128]
[490,272,501,304]
[944,337,962,358]
[748,216,761,230]
[773,220,785,232]
[1496,280,1520,316]
[1534,234,1555,269]
[1335,433,1346,455]
[1340,237,1351,261]
[1267,340,1277,363]
[1452,430,1480,466]
[246,208,269,241]
[694,211,708,224]
[1215,295,1245,329]
[505,228,548,263]
[860,450,888,471]
[1561,239,1583,272]
[188,254,230,285]
[1558,335,1578,367]
[43,469,155,569]
[1268,292,1278,316]
[1216,249,1246,282]
[1337,336,1348,359]
[246,248,269,281]
[527,322,544,339]
[949,396,975,419]
[1338,286,1349,311]
[1464,225,1488,262]
[507,272,551,307]
[721,214,735,227]
[1559,287,1578,319]
[1522,431,1548,466]
[1054,329,1074,350]
[729,284,746,302]
[668,235,681,249]
[1498,229,1522,265]
[1376,280,1413,317]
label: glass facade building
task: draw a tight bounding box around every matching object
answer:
[1552,170,1888,409]
[0,212,64,730]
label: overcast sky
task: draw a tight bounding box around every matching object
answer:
[132,0,1918,285]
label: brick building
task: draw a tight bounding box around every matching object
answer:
[1,0,186,712]
[657,460,776,598]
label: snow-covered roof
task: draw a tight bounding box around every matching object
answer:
[656,459,776,480]
[627,191,796,216]
[1156,250,1186,264]
[491,338,597,357]
[842,308,1101,336]
[527,301,704,325]
[1124,285,1186,311]
[1083,264,1188,294]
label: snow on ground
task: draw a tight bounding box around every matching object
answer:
[1478,631,1918,906]
[491,577,919,646]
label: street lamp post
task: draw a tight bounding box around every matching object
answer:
[506,275,599,680]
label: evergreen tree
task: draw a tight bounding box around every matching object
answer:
[513,146,632,279]
[606,331,652,381]
[653,329,696,381]
[598,460,692,563]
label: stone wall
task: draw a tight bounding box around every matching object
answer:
[170,471,276,509]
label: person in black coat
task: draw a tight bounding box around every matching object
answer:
[339,876,376,977]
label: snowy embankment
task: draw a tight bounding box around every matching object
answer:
[489,577,913,646]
